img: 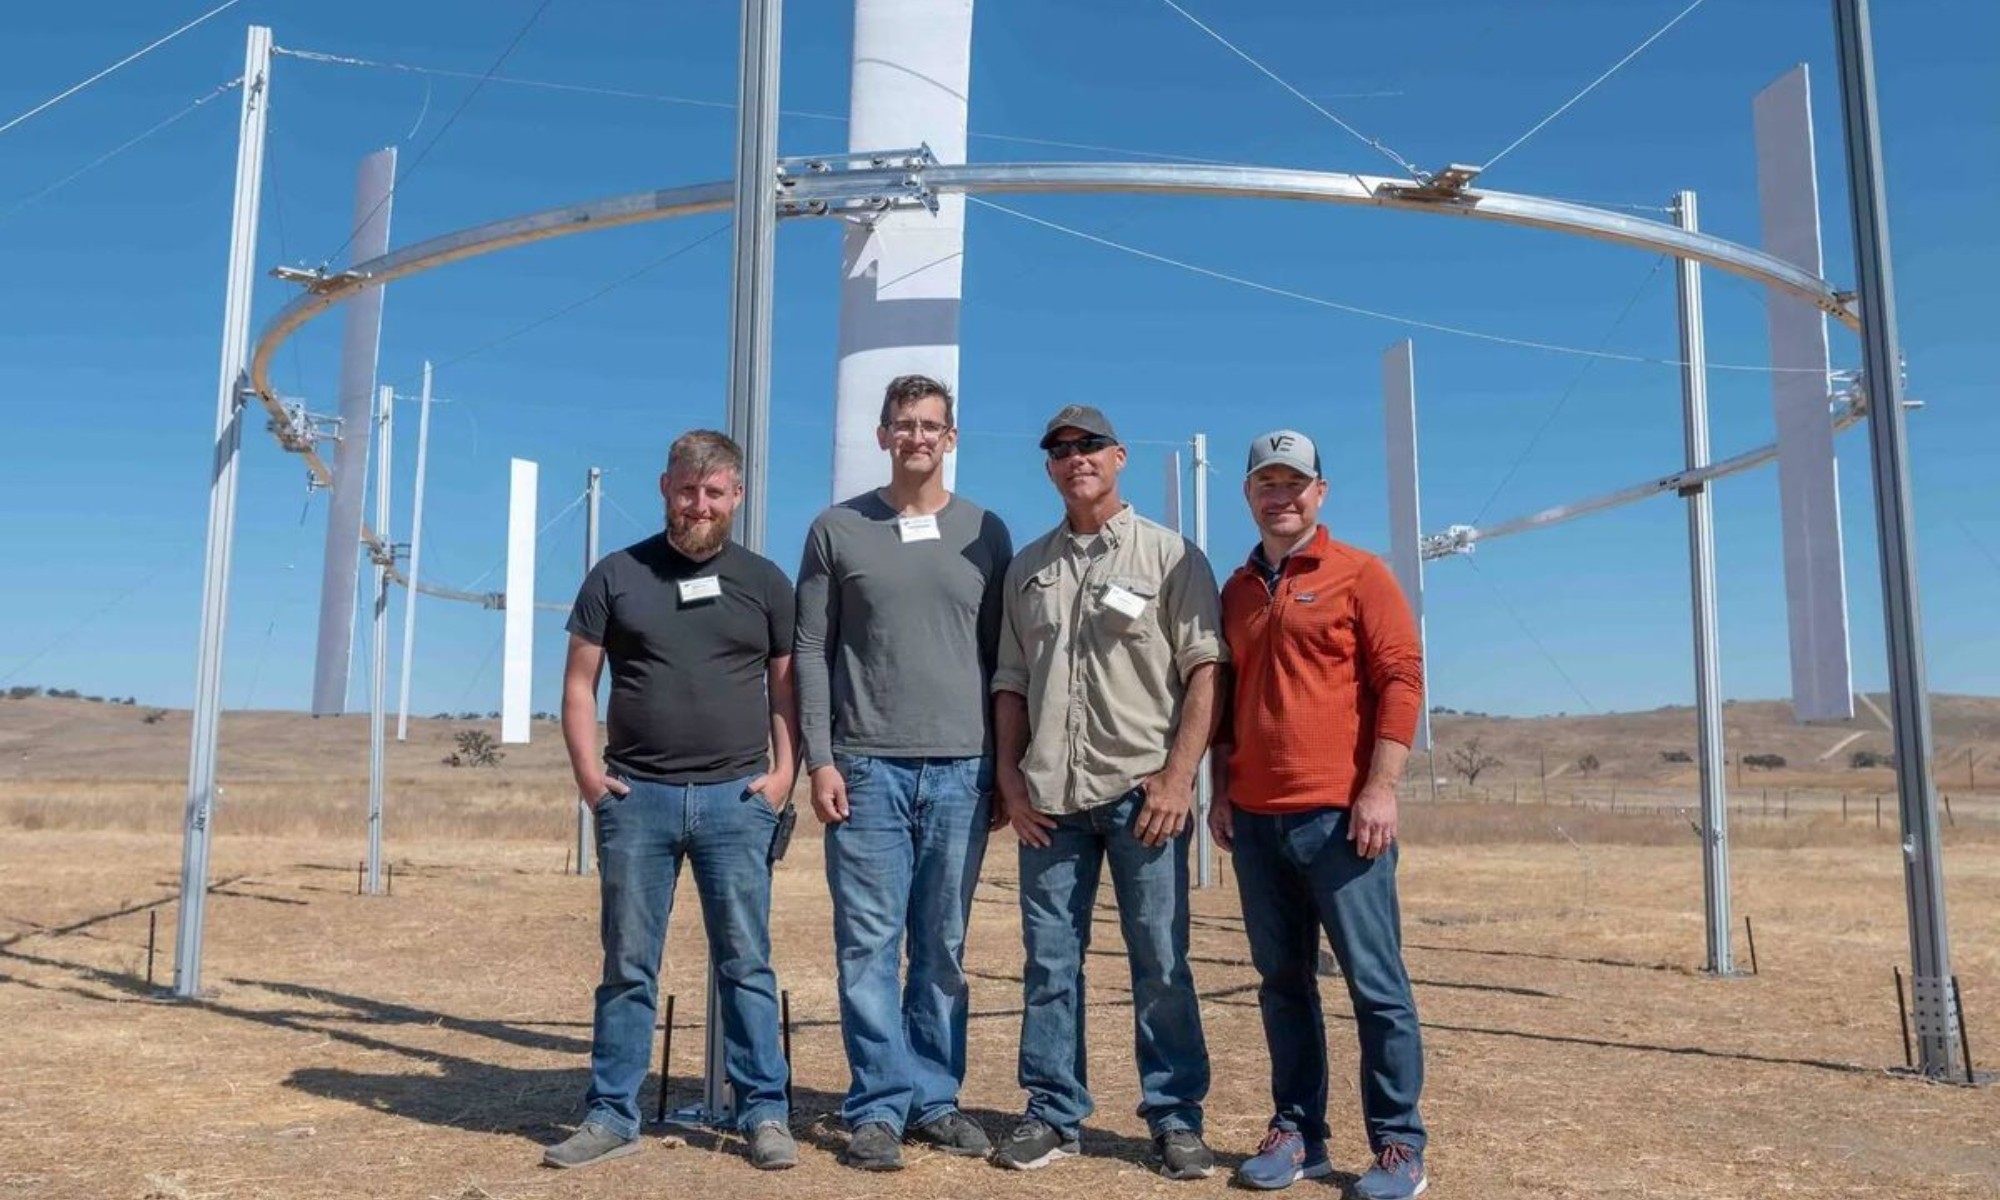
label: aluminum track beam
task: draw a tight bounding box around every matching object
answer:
[241,160,1864,609]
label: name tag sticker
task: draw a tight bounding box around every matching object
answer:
[677,575,723,603]
[1102,584,1147,619]
[897,514,941,543]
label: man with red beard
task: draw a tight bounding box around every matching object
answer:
[545,430,802,1172]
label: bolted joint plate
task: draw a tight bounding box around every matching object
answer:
[775,145,941,220]
[1909,973,1964,1042]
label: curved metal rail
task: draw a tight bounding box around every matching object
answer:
[242,160,1862,602]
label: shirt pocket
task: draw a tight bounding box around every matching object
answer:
[1287,591,1355,662]
[1017,565,1066,649]
[1092,575,1160,641]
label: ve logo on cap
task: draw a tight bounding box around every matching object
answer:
[1267,434,1296,453]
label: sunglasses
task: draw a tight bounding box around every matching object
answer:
[1046,435,1117,461]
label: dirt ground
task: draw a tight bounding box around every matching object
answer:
[2,798,1997,1200]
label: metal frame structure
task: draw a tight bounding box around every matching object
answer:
[176,0,1962,1081]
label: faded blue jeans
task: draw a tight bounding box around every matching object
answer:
[1016,787,1209,1138]
[1231,806,1426,1152]
[583,774,789,1138]
[823,753,991,1133]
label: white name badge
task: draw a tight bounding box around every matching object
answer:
[1102,584,1147,618]
[897,514,941,543]
[677,575,723,603]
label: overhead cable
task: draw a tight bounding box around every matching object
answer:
[968,196,1819,374]
[316,0,563,267]
[1483,0,1713,173]
[1154,0,1428,181]
[0,76,240,222]
[0,0,246,139]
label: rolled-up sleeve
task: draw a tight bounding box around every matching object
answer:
[1357,555,1424,747]
[1162,542,1226,680]
[991,557,1031,697]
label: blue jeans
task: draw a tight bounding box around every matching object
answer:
[583,774,789,1138]
[823,754,991,1132]
[1230,806,1426,1152]
[1016,787,1209,1138]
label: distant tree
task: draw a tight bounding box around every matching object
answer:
[5,686,38,700]
[1743,753,1787,771]
[433,711,453,720]
[1850,749,1895,769]
[83,695,104,704]
[119,697,137,706]
[1576,753,1601,776]
[1449,737,1503,787]
[1429,705,1457,716]
[1660,749,1693,764]
[141,708,169,726]
[49,688,79,700]
[443,729,505,769]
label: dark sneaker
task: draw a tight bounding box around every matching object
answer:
[841,1121,905,1171]
[541,1120,640,1169]
[1354,1142,1427,1200]
[1153,1128,1215,1180]
[1236,1121,1333,1190]
[908,1110,991,1157]
[990,1116,1079,1170]
[748,1120,798,1170]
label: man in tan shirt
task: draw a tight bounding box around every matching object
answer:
[989,404,1224,1180]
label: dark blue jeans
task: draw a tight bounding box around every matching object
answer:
[583,775,789,1138]
[823,754,991,1133]
[1016,788,1209,1138]
[1231,806,1426,1152]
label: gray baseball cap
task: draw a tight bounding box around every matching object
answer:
[1039,403,1119,449]
[1245,429,1322,478]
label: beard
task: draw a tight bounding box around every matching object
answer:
[668,508,733,557]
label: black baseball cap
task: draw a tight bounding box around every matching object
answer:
[1038,404,1119,450]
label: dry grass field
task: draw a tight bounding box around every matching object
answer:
[1,696,1997,1199]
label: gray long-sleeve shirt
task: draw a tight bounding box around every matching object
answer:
[793,491,1014,770]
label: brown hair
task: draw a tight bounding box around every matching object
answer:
[877,374,956,428]
[666,429,744,481]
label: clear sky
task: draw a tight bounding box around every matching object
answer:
[0,0,1994,721]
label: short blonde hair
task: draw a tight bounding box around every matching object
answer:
[666,429,743,482]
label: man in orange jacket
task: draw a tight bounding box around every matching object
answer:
[1210,429,1429,1199]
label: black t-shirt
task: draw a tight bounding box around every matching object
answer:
[567,534,796,783]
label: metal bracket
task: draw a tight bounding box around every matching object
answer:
[366,540,404,569]
[775,145,940,220]
[1422,524,1479,559]
[272,264,369,294]
[1377,162,1484,204]
[268,402,342,455]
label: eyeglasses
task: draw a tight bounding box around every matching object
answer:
[1046,435,1117,461]
[887,418,951,439]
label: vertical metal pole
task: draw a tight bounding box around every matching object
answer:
[366,385,393,896]
[1832,0,1960,1077]
[1190,434,1215,889]
[726,0,781,553]
[709,0,783,1125]
[396,362,434,741]
[173,25,273,1000]
[576,467,602,876]
[1673,192,1734,977]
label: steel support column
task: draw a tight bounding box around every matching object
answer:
[1673,191,1734,977]
[365,385,394,895]
[1832,0,1961,1077]
[172,24,273,999]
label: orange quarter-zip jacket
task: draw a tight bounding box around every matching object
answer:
[1220,526,1424,813]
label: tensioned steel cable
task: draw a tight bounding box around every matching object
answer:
[969,196,1820,375]
[1153,0,1429,181]
[0,76,241,222]
[1483,0,1714,173]
[0,0,246,138]
[1464,556,1600,716]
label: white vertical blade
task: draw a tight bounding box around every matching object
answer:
[395,362,433,740]
[1383,339,1432,752]
[831,0,974,500]
[502,458,539,745]
[1754,65,1854,722]
[311,146,398,716]
[1164,450,1184,533]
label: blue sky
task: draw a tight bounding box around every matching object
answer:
[0,0,1994,720]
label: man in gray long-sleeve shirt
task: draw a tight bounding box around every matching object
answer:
[794,374,1013,1170]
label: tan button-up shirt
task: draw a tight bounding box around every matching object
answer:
[993,504,1225,815]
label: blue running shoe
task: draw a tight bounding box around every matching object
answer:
[1354,1142,1427,1200]
[1235,1121,1332,1191]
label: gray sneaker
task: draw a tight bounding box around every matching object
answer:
[541,1121,640,1169]
[748,1120,798,1170]
[842,1120,906,1171]
[991,1116,1079,1170]
[908,1110,991,1157]
[1154,1129,1216,1180]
